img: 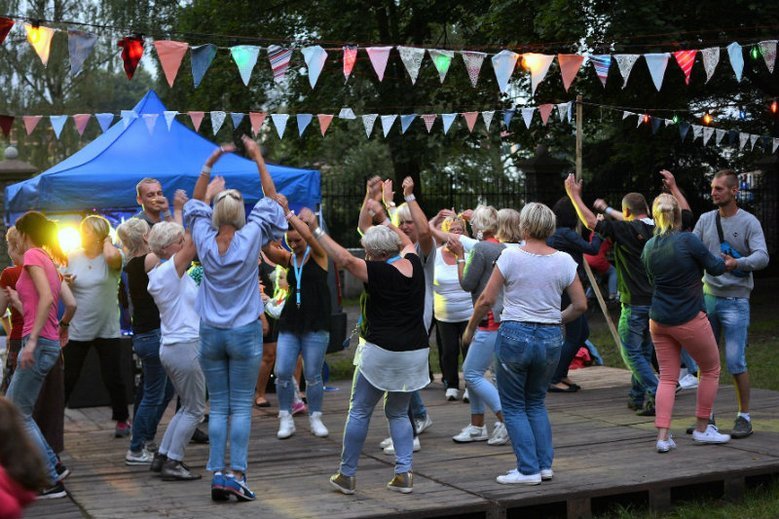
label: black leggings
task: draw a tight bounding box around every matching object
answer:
[436,320,469,390]
[64,338,129,422]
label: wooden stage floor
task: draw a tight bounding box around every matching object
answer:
[26,366,779,519]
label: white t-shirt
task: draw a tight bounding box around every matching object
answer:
[147,256,200,346]
[433,246,473,322]
[496,247,577,324]
[64,250,121,341]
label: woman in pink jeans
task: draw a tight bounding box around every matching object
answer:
[641,194,734,453]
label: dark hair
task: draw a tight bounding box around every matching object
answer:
[714,169,739,188]
[622,193,649,216]
[0,397,49,491]
[552,197,578,229]
[14,211,67,265]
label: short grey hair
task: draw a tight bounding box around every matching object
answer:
[470,205,497,236]
[212,189,246,229]
[361,225,401,257]
[519,202,556,240]
[116,219,150,257]
[496,208,522,243]
[148,222,184,257]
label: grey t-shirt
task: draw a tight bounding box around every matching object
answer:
[63,251,122,341]
[461,239,505,322]
[416,241,437,331]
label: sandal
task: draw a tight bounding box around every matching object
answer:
[548,384,577,393]
[254,398,271,408]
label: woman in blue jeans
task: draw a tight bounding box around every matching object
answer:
[463,203,587,485]
[183,137,286,502]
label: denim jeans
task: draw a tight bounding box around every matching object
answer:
[680,348,699,376]
[130,329,174,452]
[704,295,750,375]
[199,320,262,473]
[275,330,329,414]
[618,304,657,405]
[340,371,413,477]
[6,337,61,484]
[552,314,589,384]
[463,329,501,415]
[495,321,562,476]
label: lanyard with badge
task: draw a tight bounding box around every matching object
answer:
[292,246,311,308]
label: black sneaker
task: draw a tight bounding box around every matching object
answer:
[39,482,67,499]
[150,452,167,473]
[161,459,202,481]
[55,462,71,482]
[636,402,655,417]
[627,400,643,411]
[190,428,209,444]
[731,416,753,439]
[686,415,716,435]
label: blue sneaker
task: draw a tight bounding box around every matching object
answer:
[224,475,256,502]
[211,473,228,502]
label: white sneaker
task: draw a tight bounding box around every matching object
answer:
[277,411,296,439]
[540,468,553,481]
[462,389,470,403]
[414,414,433,435]
[445,388,459,401]
[487,421,510,445]
[656,435,677,453]
[309,411,329,438]
[496,469,541,485]
[678,373,699,390]
[383,436,421,455]
[125,448,153,466]
[692,424,731,444]
[379,437,393,449]
[452,424,488,443]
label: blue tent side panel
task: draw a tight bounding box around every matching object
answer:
[5,90,320,223]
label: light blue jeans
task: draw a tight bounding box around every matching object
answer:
[6,336,61,484]
[463,329,501,415]
[705,295,750,375]
[618,304,658,406]
[199,320,262,473]
[275,330,329,414]
[130,329,174,452]
[495,321,562,476]
[339,371,413,477]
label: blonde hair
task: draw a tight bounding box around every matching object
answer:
[652,193,681,235]
[212,189,246,229]
[148,222,185,257]
[394,203,411,226]
[519,203,556,240]
[442,215,468,236]
[5,226,22,256]
[81,215,111,242]
[116,219,150,258]
[496,208,522,243]
[470,205,498,236]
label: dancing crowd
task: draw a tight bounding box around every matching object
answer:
[0,136,769,511]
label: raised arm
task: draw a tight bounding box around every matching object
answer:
[174,232,198,278]
[302,210,369,283]
[402,176,434,255]
[592,198,625,221]
[103,235,123,271]
[242,135,276,198]
[564,174,599,230]
[294,206,329,269]
[660,169,691,212]
[262,240,292,268]
[194,144,235,201]
[358,176,383,235]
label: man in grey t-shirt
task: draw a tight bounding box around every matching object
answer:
[693,169,769,439]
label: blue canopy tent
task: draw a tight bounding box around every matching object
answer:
[4,90,321,224]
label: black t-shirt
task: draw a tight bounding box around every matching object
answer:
[359,253,428,352]
[123,255,161,333]
[278,258,331,334]
[595,218,654,306]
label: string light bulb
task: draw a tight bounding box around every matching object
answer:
[702,113,712,125]
[672,114,680,124]
[643,114,650,124]
[521,53,543,72]
[771,100,778,114]
[750,46,761,60]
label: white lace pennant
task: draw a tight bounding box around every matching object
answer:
[614,54,639,89]
[701,47,720,83]
[398,46,425,84]
[461,51,486,87]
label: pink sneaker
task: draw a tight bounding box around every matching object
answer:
[115,420,131,438]
[291,401,308,416]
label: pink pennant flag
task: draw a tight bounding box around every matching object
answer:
[538,104,554,125]
[188,111,205,132]
[249,112,266,136]
[462,112,478,133]
[557,54,584,91]
[317,114,333,136]
[673,50,697,85]
[154,40,189,87]
[421,114,436,133]
[460,51,486,88]
[343,46,357,80]
[23,115,42,135]
[366,46,392,81]
[73,114,91,136]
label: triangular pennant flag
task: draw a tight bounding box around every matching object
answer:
[727,42,744,82]
[492,50,520,93]
[268,45,293,84]
[728,130,738,145]
[623,111,632,120]
[637,114,646,128]
[644,53,670,91]
[557,102,571,123]
[23,116,42,135]
[614,54,639,88]
[700,47,720,83]
[230,112,245,129]
[362,114,378,138]
[400,114,416,134]
[249,112,266,136]
[366,46,392,81]
[773,138,779,154]
[121,110,138,129]
[0,17,13,45]
[461,51,486,87]
[679,122,690,141]
[462,112,478,132]
[521,108,535,129]
[0,115,14,138]
[210,111,226,135]
[297,114,313,136]
[154,40,188,87]
[163,111,178,131]
[397,46,426,84]
[301,45,328,88]
[25,23,56,66]
[343,45,357,80]
[95,113,114,133]
[49,115,67,139]
[715,129,727,145]
[759,40,777,73]
[763,136,772,151]
[429,49,454,83]
[380,115,397,137]
[317,114,333,136]
[422,114,436,133]
[338,108,356,120]
[189,111,205,132]
[441,113,457,135]
[482,111,495,131]
[558,54,584,91]
[118,35,144,79]
[538,104,554,125]
[738,132,749,150]
[72,114,90,136]
[67,30,97,76]
[673,50,697,85]
[523,53,555,95]
[651,117,662,134]
[591,54,611,87]
[143,113,158,135]
[503,109,515,128]
[664,118,674,127]
[231,45,260,86]
[271,114,289,139]
[191,44,217,88]
[703,126,715,145]
[749,134,759,150]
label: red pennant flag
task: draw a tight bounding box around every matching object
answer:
[249,112,266,136]
[154,40,188,87]
[72,114,91,136]
[673,50,697,85]
[558,54,584,92]
[421,114,436,133]
[317,114,333,136]
[462,112,478,133]
[188,111,205,132]
[0,115,13,137]
[538,104,554,125]
[343,46,357,80]
[118,36,144,79]
[0,17,13,45]
[23,115,42,135]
